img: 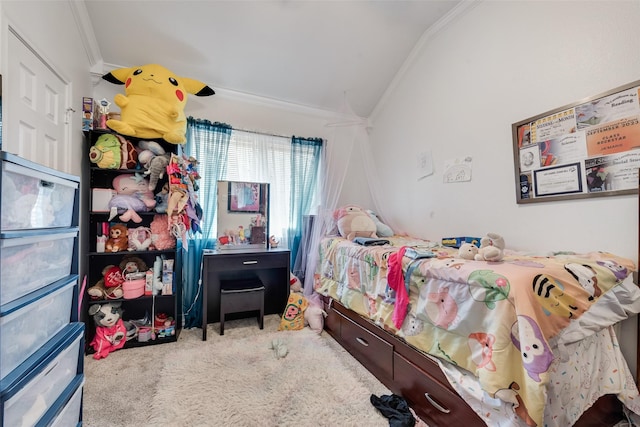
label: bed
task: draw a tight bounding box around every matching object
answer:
[313,235,640,426]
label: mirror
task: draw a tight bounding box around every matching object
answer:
[216,181,269,249]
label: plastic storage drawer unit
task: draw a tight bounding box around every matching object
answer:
[1,153,78,231]
[1,323,83,427]
[48,376,84,427]
[0,230,78,305]
[0,278,76,380]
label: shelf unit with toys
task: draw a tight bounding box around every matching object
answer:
[82,129,184,356]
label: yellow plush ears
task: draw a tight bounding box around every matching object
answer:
[102,64,215,144]
[278,293,309,331]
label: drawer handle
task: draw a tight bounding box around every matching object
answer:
[424,393,450,414]
[355,337,369,347]
[242,260,258,265]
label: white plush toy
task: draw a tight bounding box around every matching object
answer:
[474,233,505,262]
[366,209,394,237]
[458,243,478,260]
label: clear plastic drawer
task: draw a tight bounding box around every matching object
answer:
[0,231,77,305]
[3,328,82,426]
[0,279,75,380]
[1,156,78,231]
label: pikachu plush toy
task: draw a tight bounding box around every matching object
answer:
[102,63,215,144]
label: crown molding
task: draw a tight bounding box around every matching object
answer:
[69,0,102,69]
[369,0,481,122]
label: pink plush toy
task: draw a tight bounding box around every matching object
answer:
[149,214,176,250]
[89,302,127,359]
[108,173,156,223]
[333,205,378,240]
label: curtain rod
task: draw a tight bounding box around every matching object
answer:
[233,126,291,140]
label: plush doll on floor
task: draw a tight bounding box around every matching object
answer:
[89,302,128,359]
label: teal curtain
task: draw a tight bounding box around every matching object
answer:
[288,136,323,270]
[182,117,231,328]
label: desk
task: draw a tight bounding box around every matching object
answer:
[201,248,290,340]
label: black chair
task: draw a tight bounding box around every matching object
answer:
[219,278,265,335]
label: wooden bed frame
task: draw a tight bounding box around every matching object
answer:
[321,294,630,426]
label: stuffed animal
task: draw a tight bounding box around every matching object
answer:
[102,63,215,144]
[108,173,156,223]
[290,273,302,292]
[278,293,309,331]
[127,226,152,251]
[149,214,176,250]
[87,265,124,300]
[366,209,394,237]
[304,292,327,334]
[137,140,171,191]
[474,233,505,262]
[154,183,170,213]
[89,302,128,359]
[334,205,378,240]
[119,255,148,279]
[105,223,129,252]
[458,243,479,260]
[89,133,138,169]
[88,133,121,169]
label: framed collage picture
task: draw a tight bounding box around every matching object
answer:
[228,181,261,213]
[512,80,640,203]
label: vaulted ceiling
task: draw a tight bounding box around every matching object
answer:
[83,0,464,117]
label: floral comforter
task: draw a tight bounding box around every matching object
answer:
[313,236,639,427]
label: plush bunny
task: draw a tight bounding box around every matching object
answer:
[474,233,505,262]
[458,242,479,260]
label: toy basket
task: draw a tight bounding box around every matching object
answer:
[122,278,145,299]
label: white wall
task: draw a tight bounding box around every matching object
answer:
[0,0,93,176]
[370,0,640,258]
[368,0,640,375]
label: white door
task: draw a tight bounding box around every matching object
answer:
[4,26,70,172]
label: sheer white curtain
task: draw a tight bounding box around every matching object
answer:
[302,99,402,294]
[223,130,291,246]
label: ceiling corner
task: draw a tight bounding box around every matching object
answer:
[68,0,102,67]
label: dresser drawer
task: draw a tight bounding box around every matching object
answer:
[340,315,393,381]
[1,230,77,305]
[2,324,83,427]
[1,153,78,232]
[210,252,289,272]
[0,278,76,380]
[394,353,483,425]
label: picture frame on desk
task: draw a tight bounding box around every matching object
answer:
[228,181,261,212]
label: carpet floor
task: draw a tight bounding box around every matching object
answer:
[83,315,402,427]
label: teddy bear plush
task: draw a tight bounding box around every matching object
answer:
[89,302,128,359]
[474,233,505,262]
[87,265,124,300]
[102,63,215,144]
[333,205,378,240]
[108,173,156,223]
[458,242,479,260]
[105,223,129,252]
[119,255,148,280]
